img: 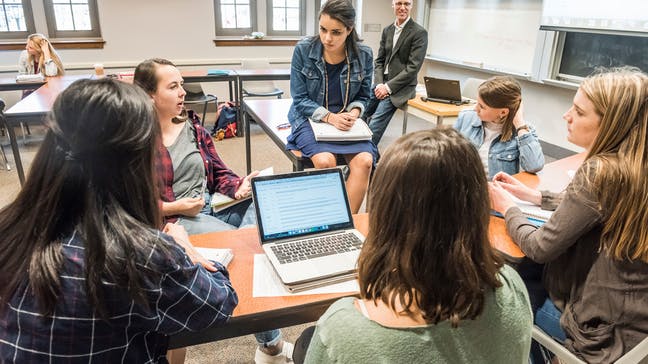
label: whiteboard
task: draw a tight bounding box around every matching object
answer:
[426,0,542,76]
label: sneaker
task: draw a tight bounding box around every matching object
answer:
[254,341,294,364]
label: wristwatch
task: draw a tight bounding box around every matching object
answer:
[516,124,530,133]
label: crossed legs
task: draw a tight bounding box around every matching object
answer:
[311,151,373,213]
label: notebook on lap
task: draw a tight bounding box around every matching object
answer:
[251,168,365,292]
[423,76,472,105]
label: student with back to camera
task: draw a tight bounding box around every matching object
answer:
[489,67,648,362]
[0,78,237,362]
[287,0,375,214]
[292,128,533,363]
[454,75,544,179]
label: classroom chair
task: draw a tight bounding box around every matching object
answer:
[0,98,11,171]
[462,77,484,101]
[241,58,284,99]
[532,325,648,364]
[183,83,217,127]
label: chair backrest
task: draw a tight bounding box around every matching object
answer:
[532,326,648,364]
[183,83,206,99]
[241,58,281,94]
[462,77,485,100]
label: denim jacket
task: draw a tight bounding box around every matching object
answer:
[288,38,374,129]
[454,110,544,178]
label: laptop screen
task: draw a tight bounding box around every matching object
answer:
[252,169,354,243]
[424,76,463,102]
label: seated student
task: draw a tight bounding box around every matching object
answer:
[0,78,237,362]
[454,75,544,178]
[134,58,259,235]
[135,58,293,363]
[296,128,533,363]
[489,67,648,362]
[287,0,375,214]
[18,33,64,77]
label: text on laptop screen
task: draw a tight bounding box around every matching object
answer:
[254,172,351,241]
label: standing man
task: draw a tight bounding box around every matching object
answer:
[366,0,428,146]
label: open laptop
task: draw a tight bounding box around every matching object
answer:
[423,76,472,105]
[251,168,365,292]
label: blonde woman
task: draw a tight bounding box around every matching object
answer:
[18,33,65,77]
[490,68,648,362]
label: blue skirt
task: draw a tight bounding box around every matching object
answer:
[286,121,378,163]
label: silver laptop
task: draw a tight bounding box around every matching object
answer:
[251,168,365,292]
[423,76,472,105]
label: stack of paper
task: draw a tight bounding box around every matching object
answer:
[309,118,372,142]
[195,247,234,267]
[16,74,45,83]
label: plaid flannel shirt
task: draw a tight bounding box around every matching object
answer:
[156,111,243,223]
[0,230,238,363]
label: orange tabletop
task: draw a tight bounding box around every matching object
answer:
[407,93,474,125]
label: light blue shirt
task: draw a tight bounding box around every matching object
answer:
[454,109,544,178]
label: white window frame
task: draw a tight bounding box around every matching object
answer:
[0,0,35,40]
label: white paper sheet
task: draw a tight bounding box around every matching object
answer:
[252,254,359,297]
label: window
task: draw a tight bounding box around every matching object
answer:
[215,0,308,37]
[43,0,101,38]
[0,0,35,40]
[266,0,305,36]
[215,0,257,36]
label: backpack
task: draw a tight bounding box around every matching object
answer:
[211,102,238,140]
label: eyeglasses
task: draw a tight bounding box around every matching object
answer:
[394,1,412,8]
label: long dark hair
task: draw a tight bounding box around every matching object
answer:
[358,128,503,327]
[0,78,166,316]
[315,0,362,62]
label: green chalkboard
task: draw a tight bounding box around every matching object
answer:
[558,32,648,78]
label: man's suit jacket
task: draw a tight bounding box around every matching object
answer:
[374,19,428,108]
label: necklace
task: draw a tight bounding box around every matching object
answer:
[323,49,351,113]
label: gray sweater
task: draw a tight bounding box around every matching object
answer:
[505,159,648,362]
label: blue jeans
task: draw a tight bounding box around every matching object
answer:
[365,93,397,146]
[255,329,282,347]
[177,194,256,235]
[535,298,567,342]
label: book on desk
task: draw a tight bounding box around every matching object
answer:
[491,191,553,226]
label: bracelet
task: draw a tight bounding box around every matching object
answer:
[516,124,530,133]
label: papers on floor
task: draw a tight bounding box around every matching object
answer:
[16,74,45,83]
[210,166,273,213]
[309,118,372,142]
[252,254,359,297]
[195,247,234,267]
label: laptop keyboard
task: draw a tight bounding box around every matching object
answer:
[271,232,363,264]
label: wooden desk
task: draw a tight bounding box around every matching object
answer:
[237,68,291,137]
[407,94,474,126]
[180,69,238,104]
[168,210,526,348]
[4,74,91,184]
[0,76,46,92]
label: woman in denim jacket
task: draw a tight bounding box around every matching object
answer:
[454,76,544,179]
[287,0,375,213]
